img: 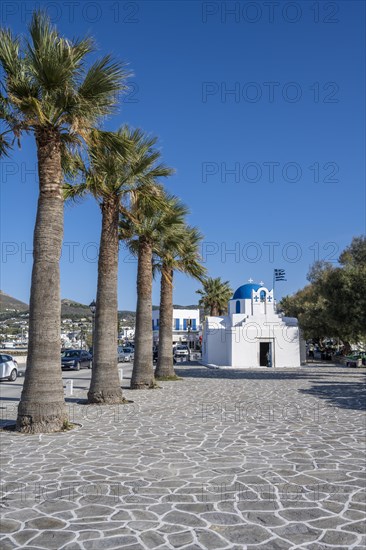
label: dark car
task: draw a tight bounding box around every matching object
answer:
[61,349,92,370]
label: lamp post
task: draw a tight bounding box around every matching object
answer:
[89,300,96,350]
[79,325,84,350]
[187,318,192,360]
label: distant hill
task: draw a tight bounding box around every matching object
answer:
[1,291,199,322]
[61,299,136,323]
[61,299,92,318]
[0,291,28,312]
[152,304,199,311]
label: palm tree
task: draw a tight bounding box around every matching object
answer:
[154,225,205,379]
[0,12,127,432]
[65,127,172,403]
[64,130,130,404]
[120,192,181,389]
[197,277,233,316]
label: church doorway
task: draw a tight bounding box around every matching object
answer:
[259,342,272,367]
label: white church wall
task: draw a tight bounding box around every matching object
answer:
[273,325,300,367]
[202,317,228,366]
[203,283,301,368]
[230,327,258,367]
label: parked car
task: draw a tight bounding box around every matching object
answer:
[174,345,190,359]
[2,342,15,349]
[61,349,92,370]
[0,354,18,381]
[122,347,134,362]
[118,346,134,363]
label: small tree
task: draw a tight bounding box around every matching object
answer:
[196,277,233,316]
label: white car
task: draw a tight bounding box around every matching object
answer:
[174,345,190,358]
[123,347,135,361]
[118,346,134,363]
[0,354,18,381]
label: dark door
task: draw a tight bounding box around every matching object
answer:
[260,342,270,366]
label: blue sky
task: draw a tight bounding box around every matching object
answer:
[1,0,365,310]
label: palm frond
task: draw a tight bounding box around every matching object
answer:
[77,55,131,117]
[0,29,22,77]
[0,131,13,157]
[63,181,88,201]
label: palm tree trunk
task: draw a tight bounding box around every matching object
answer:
[155,266,175,379]
[131,238,154,389]
[17,130,67,433]
[211,305,219,316]
[88,196,124,403]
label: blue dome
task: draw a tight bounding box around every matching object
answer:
[233,283,261,300]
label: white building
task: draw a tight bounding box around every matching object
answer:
[119,327,135,340]
[152,308,200,348]
[202,282,304,368]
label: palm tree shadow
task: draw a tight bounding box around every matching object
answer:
[299,377,366,411]
[174,364,366,412]
[174,364,314,381]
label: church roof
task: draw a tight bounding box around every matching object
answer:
[233,283,261,300]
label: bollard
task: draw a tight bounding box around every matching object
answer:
[119,367,123,381]
[65,380,73,396]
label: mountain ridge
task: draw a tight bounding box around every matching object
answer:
[1,291,199,320]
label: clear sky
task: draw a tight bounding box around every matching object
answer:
[1,0,365,310]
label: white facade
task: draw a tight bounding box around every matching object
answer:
[119,327,135,340]
[152,308,200,346]
[202,283,302,368]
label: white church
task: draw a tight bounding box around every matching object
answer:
[202,280,305,368]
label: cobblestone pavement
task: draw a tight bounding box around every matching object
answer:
[1,364,365,549]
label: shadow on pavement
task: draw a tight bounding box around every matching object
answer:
[174,363,366,412]
[174,363,317,381]
[299,377,366,411]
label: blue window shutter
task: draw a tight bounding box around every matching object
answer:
[192,319,197,330]
[175,318,179,330]
[183,319,187,330]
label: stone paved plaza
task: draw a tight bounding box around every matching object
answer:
[1,364,366,549]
